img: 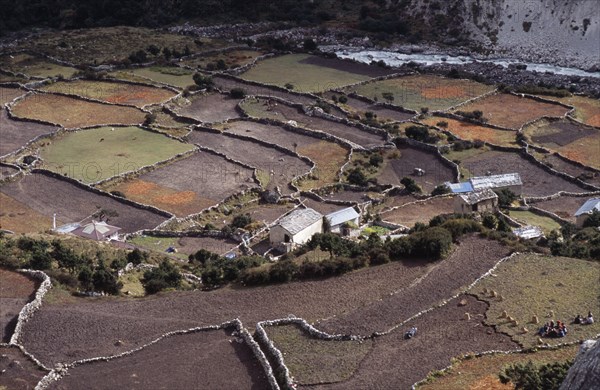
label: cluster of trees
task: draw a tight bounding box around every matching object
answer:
[142,260,182,294]
[188,249,266,287]
[455,110,487,123]
[548,215,600,260]
[405,125,441,144]
[499,360,572,390]
[128,45,191,64]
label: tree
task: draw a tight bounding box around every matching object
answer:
[92,265,121,294]
[127,248,148,265]
[410,227,452,259]
[230,87,246,99]
[128,49,147,64]
[216,59,227,70]
[269,260,298,283]
[495,189,518,208]
[369,153,384,167]
[231,213,252,229]
[405,125,430,142]
[162,47,172,60]
[146,44,160,56]
[431,184,450,196]
[482,213,498,230]
[78,266,93,291]
[400,177,421,193]
[347,167,368,186]
[29,250,52,270]
[193,73,213,89]
[52,241,81,273]
[303,38,317,51]
[583,210,600,228]
[189,248,219,265]
[142,260,182,294]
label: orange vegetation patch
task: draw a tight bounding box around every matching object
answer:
[454,94,570,129]
[0,193,52,233]
[559,134,600,169]
[108,179,215,217]
[469,375,512,390]
[539,95,600,127]
[421,116,517,146]
[11,93,146,128]
[421,85,466,99]
[296,140,349,189]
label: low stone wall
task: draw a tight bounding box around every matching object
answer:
[524,190,600,204]
[395,137,460,182]
[9,270,52,346]
[443,87,498,114]
[212,73,318,104]
[0,162,23,183]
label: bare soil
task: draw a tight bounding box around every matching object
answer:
[382,196,455,227]
[377,145,456,193]
[0,87,26,105]
[212,75,315,105]
[324,92,415,122]
[531,119,596,146]
[534,153,600,187]
[176,236,240,256]
[317,236,510,335]
[529,195,598,223]
[225,120,326,150]
[0,164,19,179]
[0,346,48,390]
[49,328,269,390]
[177,93,242,123]
[0,173,168,232]
[0,109,58,157]
[312,295,517,390]
[0,269,38,342]
[187,129,312,194]
[461,149,589,196]
[321,189,375,203]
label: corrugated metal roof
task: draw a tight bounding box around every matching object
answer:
[512,225,544,239]
[446,181,473,193]
[574,198,600,217]
[278,208,323,235]
[458,189,498,205]
[470,173,522,190]
[326,207,360,226]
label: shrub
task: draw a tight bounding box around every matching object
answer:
[495,188,518,208]
[269,260,298,283]
[142,260,182,294]
[231,213,253,229]
[440,218,481,241]
[303,38,317,51]
[400,177,421,193]
[338,95,348,104]
[499,360,572,390]
[193,73,213,89]
[29,250,52,270]
[127,248,148,265]
[431,184,450,196]
[93,265,121,294]
[369,153,384,167]
[410,227,453,259]
[347,167,368,186]
[241,267,271,285]
[230,88,246,99]
[582,210,600,228]
[482,213,498,229]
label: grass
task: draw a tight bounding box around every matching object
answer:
[116,67,195,89]
[538,95,600,127]
[361,225,392,237]
[0,53,78,78]
[0,193,53,233]
[507,210,562,235]
[442,146,489,179]
[238,98,283,120]
[350,75,495,112]
[266,324,373,385]
[417,344,578,390]
[40,80,176,108]
[240,54,372,93]
[296,141,349,190]
[11,93,146,128]
[127,235,189,260]
[470,253,600,348]
[421,116,518,147]
[119,270,147,297]
[189,192,259,229]
[180,49,263,70]
[39,126,194,183]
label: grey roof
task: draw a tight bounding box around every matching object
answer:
[470,173,522,190]
[446,181,473,193]
[458,189,498,205]
[574,198,600,217]
[512,225,544,239]
[326,207,360,226]
[71,221,121,241]
[278,208,323,235]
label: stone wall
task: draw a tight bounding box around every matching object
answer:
[9,270,52,347]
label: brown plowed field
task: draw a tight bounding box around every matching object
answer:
[11,93,146,128]
[187,129,311,194]
[311,295,517,390]
[0,173,168,232]
[212,75,315,105]
[533,153,600,187]
[377,145,456,193]
[0,269,38,342]
[106,151,257,217]
[0,192,53,233]
[318,236,510,335]
[177,93,242,123]
[381,196,455,227]
[0,108,59,157]
[461,149,589,196]
[421,116,518,147]
[176,236,240,256]
[452,94,570,129]
[0,87,26,105]
[324,92,415,122]
[49,328,269,390]
[0,346,48,390]
[528,195,598,223]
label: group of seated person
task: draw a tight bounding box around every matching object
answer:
[538,320,567,338]
[574,311,594,325]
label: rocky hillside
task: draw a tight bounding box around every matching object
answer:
[559,339,600,390]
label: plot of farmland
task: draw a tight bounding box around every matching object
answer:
[381,196,455,227]
[452,93,571,129]
[187,129,311,193]
[181,49,264,70]
[0,193,53,233]
[323,91,416,122]
[0,346,48,389]
[0,164,19,179]
[523,118,600,169]
[0,108,59,157]
[0,53,78,78]
[472,254,600,348]
[40,80,177,108]
[421,116,518,147]
[39,126,194,183]
[212,74,315,105]
[241,98,387,148]
[539,95,600,127]
[0,173,168,232]
[349,75,495,112]
[130,235,239,257]
[51,329,270,390]
[11,93,146,128]
[528,195,599,223]
[0,86,26,105]
[0,269,38,342]
[240,53,388,93]
[176,93,241,123]
[114,66,195,89]
[105,151,257,217]
[460,149,590,196]
[375,145,456,193]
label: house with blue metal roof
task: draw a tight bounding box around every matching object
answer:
[326,207,360,234]
[574,198,600,227]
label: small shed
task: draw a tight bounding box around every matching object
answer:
[71,221,121,241]
[270,208,323,252]
[470,173,523,195]
[454,189,498,214]
[574,198,600,227]
[512,225,544,240]
[326,207,360,235]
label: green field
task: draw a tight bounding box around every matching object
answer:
[471,253,600,348]
[116,67,195,89]
[127,235,188,260]
[40,126,194,183]
[0,53,79,78]
[508,210,562,234]
[350,75,495,112]
[266,324,373,385]
[240,54,372,93]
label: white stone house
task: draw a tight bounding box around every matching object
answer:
[270,208,323,253]
[454,189,499,214]
[325,207,360,235]
[574,198,600,227]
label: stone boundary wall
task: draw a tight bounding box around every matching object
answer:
[0,343,50,373]
[9,270,52,346]
[35,319,280,390]
[344,92,419,116]
[525,206,571,226]
[226,52,276,76]
[433,110,515,132]
[30,169,173,219]
[0,162,24,183]
[304,103,391,140]
[497,210,523,228]
[379,193,456,215]
[523,190,600,204]
[441,87,499,114]
[395,137,461,182]
[212,73,318,104]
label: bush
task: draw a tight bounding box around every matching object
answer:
[400,177,421,193]
[193,73,213,89]
[303,38,317,51]
[347,167,368,186]
[410,227,453,259]
[127,248,148,265]
[482,213,498,229]
[230,87,246,99]
[231,213,252,229]
[142,260,182,294]
[431,184,450,196]
[269,260,298,283]
[495,188,518,208]
[499,360,572,390]
[93,265,121,294]
[440,218,481,241]
[369,153,384,167]
[338,95,348,104]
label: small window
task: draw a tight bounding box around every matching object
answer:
[284,234,291,243]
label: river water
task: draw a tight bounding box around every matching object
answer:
[334,49,600,79]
